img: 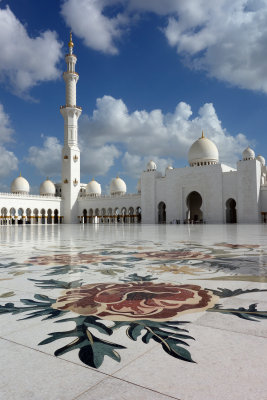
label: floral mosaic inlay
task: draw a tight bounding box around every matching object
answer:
[1,232,267,369]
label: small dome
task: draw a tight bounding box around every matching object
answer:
[188,133,219,166]
[11,175,30,194]
[147,160,157,171]
[166,165,173,172]
[242,147,255,161]
[40,179,56,196]
[256,155,265,166]
[110,177,126,195]
[137,179,141,193]
[86,179,101,196]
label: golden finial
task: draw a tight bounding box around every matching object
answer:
[19,171,21,177]
[201,130,204,139]
[68,31,74,48]
[92,177,95,181]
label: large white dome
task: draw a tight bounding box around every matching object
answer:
[256,155,265,166]
[40,179,56,196]
[146,160,157,171]
[110,177,126,195]
[86,179,101,196]
[188,133,219,166]
[11,175,30,194]
[242,147,255,161]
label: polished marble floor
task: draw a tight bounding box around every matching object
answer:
[0,224,267,400]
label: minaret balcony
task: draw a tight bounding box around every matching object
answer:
[60,105,82,110]
[63,71,79,77]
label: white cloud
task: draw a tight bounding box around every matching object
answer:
[80,144,120,176]
[80,95,250,175]
[122,152,173,178]
[162,0,267,93]
[26,136,62,177]
[0,103,18,180]
[61,0,267,93]
[61,0,128,55]
[0,103,14,143]
[0,5,62,95]
[0,146,18,180]
[25,133,120,179]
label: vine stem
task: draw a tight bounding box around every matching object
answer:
[207,308,267,315]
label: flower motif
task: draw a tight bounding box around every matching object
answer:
[27,253,109,266]
[52,282,219,322]
[133,250,212,261]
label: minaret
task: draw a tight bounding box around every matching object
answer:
[60,32,82,224]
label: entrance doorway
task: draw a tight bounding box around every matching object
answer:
[158,202,166,223]
[226,198,237,223]
[186,191,203,222]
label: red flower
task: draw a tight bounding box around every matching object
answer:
[52,282,219,322]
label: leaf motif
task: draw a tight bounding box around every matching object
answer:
[207,287,267,298]
[162,339,195,363]
[126,323,145,341]
[29,278,83,289]
[208,303,267,321]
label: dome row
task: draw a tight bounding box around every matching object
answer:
[9,139,265,197]
[11,177,56,196]
[86,176,127,196]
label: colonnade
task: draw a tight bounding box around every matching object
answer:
[0,208,62,225]
[80,206,142,224]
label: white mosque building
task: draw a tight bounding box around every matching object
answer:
[1,34,267,226]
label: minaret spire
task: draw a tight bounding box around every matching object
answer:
[60,33,82,224]
[68,31,74,55]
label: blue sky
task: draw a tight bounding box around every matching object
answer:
[1,0,267,194]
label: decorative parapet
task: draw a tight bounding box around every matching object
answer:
[78,193,141,200]
[0,192,62,200]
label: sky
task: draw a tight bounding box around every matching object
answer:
[1,0,267,194]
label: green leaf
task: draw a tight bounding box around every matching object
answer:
[163,340,195,363]
[126,323,145,341]
[208,303,267,321]
[208,287,267,298]
[29,278,83,289]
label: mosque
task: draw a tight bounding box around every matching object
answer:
[1,34,267,225]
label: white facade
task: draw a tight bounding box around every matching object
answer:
[1,34,267,225]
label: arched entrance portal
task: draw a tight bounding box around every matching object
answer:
[226,198,237,223]
[186,191,203,223]
[158,202,166,224]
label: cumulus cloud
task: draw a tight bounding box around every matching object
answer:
[0,146,18,179]
[61,0,267,93]
[24,95,249,181]
[26,136,62,177]
[0,5,62,95]
[122,152,173,178]
[25,133,120,179]
[61,0,128,54]
[0,103,14,143]
[162,0,267,92]
[0,103,18,180]
[80,95,249,175]
[80,144,120,176]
